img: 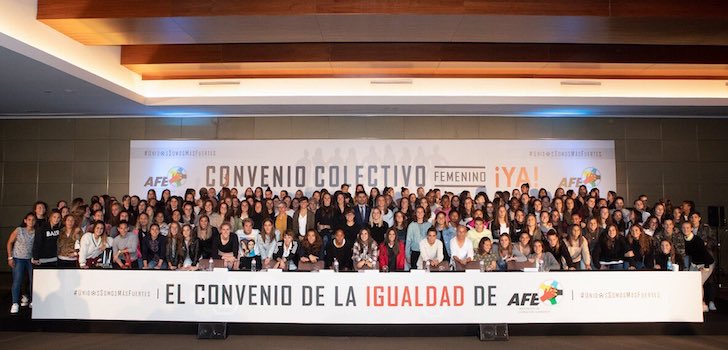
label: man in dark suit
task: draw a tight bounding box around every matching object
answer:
[353,191,371,227]
[292,197,316,238]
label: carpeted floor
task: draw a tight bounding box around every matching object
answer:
[1,333,728,350]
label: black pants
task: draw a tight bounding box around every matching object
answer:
[37,261,58,269]
[410,250,420,270]
[113,260,139,270]
[57,260,78,269]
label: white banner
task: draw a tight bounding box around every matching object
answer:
[33,270,702,323]
[129,139,615,196]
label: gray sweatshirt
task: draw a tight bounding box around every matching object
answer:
[112,233,139,261]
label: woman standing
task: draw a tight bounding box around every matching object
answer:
[405,207,432,269]
[7,213,36,314]
[368,208,389,244]
[195,215,218,260]
[258,219,279,269]
[57,215,81,268]
[32,210,62,268]
[682,221,715,312]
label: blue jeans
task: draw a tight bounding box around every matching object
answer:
[624,261,645,270]
[604,263,624,270]
[12,258,32,304]
[321,233,331,258]
[146,260,168,269]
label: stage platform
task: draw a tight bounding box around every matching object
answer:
[2,272,727,337]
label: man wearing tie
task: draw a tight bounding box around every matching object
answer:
[354,191,371,227]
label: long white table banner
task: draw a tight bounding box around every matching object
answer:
[129,139,616,196]
[33,270,702,324]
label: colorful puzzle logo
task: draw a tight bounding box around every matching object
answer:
[167,166,187,187]
[581,167,601,189]
[538,280,563,305]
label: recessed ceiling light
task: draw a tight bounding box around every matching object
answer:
[370,79,413,85]
[198,81,241,86]
[560,81,602,86]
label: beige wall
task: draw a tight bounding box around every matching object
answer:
[2,116,728,263]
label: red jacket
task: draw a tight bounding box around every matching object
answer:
[378,241,406,271]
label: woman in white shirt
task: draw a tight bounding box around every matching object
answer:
[79,221,113,268]
[449,224,474,269]
[565,224,592,270]
[417,227,444,270]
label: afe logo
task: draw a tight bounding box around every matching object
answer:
[507,280,563,307]
[144,166,187,188]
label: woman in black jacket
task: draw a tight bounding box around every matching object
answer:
[546,230,575,270]
[682,221,715,312]
[593,224,628,270]
[195,215,218,260]
[625,225,655,270]
[212,222,239,269]
[32,210,62,268]
[168,224,200,270]
[272,230,300,270]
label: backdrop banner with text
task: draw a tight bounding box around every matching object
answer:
[32,270,702,323]
[129,139,615,196]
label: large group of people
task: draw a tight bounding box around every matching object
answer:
[6,183,719,314]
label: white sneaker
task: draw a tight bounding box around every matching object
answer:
[708,301,717,311]
[20,295,29,307]
[10,303,19,314]
[703,303,709,312]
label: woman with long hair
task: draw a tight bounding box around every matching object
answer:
[565,224,592,270]
[496,233,526,270]
[195,215,218,260]
[594,224,628,270]
[299,229,323,269]
[625,225,655,270]
[378,228,405,272]
[473,237,498,271]
[258,218,279,268]
[57,215,81,268]
[654,239,681,271]
[79,221,112,268]
[352,228,378,270]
